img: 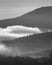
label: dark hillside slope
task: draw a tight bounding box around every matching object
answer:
[0,6,52,28]
[3,32,52,49]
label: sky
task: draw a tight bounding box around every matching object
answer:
[0,0,52,20]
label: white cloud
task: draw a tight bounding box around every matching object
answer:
[0,43,22,56]
[0,25,42,41]
[0,44,12,56]
[0,25,52,57]
[6,25,42,33]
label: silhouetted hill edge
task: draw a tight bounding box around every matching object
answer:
[0,6,52,28]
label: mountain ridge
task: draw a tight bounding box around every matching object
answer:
[0,6,52,28]
[2,32,52,58]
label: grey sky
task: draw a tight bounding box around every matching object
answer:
[0,0,52,8]
[0,0,52,20]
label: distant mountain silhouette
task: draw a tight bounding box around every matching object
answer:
[0,6,52,28]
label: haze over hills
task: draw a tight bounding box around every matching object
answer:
[2,32,52,58]
[0,6,52,28]
[2,32,52,48]
[0,6,52,59]
[0,0,52,64]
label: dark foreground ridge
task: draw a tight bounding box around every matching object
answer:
[0,52,52,65]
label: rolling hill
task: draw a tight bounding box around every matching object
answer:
[0,6,52,28]
[2,32,52,57]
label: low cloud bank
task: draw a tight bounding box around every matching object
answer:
[0,25,51,58]
[6,25,42,33]
[18,48,52,58]
[0,25,42,41]
[0,44,52,58]
[0,25,43,57]
[0,43,22,56]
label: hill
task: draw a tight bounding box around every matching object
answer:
[3,32,52,48]
[2,32,52,57]
[0,52,52,65]
[0,6,52,28]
